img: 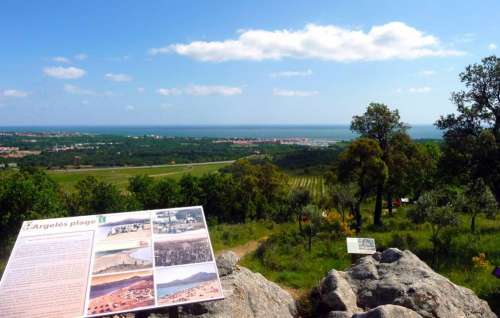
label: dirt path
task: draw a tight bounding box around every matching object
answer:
[216,236,302,300]
[215,237,266,258]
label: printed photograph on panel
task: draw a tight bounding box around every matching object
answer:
[155,263,222,305]
[87,270,154,315]
[154,233,212,267]
[95,213,151,252]
[153,207,206,237]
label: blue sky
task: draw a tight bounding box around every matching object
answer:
[0,0,499,126]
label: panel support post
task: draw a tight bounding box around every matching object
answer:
[169,306,179,318]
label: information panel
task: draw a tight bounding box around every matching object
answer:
[346,237,376,254]
[0,206,224,318]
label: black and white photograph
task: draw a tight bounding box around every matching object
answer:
[153,208,206,237]
[154,233,212,267]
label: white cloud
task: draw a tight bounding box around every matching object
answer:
[3,89,29,98]
[51,56,71,63]
[161,103,173,110]
[44,66,86,79]
[270,69,313,78]
[185,85,242,96]
[408,86,432,94]
[105,73,132,82]
[273,88,319,97]
[488,43,497,50]
[150,22,463,62]
[74,53,88,60]
[418,69,436,76]
[157,85,242,96]
[81,100,89,105]
[157,88,182,96]
[137,87,145,93]
[64,84,95,95]
[125,105,135,111]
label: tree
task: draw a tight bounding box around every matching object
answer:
[290,188,311,232]
[436,56,500,202]
[407,190,459,267]
[351,103,408,225]
[70,176,125,215]
[330,183,356,222]
[155,178,180,209]
[198,173,235,222]
[302,204,322,252]
[337,138,388,231]
[0,169,67,256]
[406,142,441,200]
[178,174,202,206]
[459,179,498,233]
[128,175,158,209]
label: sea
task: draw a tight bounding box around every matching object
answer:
[0,125,442,140]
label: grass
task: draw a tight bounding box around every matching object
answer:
[208,220,295,252]
[289,175,329,202]
[239,210,500,315]
[47,162,231,191]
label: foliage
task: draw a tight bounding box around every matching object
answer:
[302,204,322,251]
[472,253,491,270]
[242,213,500,315]
[458,179,498,232]
[436,55,500,202]
[336,138,387,230]
[407,190,459,267]
[0,169,68,257]
[66,176,129,215]
[330,183,356,221]
[351,102,408,225]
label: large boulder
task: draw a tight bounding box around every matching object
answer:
[318,248,496,318]
[147,252,297,318]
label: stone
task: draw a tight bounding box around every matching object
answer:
[326,311,353,318]
[352,304,422,318]
[215,251,239,276]
[145,252,297,318]
[319,270,361,313]
[341,248,496,318]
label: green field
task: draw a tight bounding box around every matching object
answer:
[48,161,232,191]
[289,175,329,202]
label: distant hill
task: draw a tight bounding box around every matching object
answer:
[158,272,217,288]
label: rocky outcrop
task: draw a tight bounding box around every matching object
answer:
[148,251,297,318]
[318,248,496,318]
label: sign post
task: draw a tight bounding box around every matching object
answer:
[0,206,224,318]
[346,237,376,264]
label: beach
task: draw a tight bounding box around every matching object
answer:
[93,247,152,274]
[157,279,221,305]
[88,276,154,315]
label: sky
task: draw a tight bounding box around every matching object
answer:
[0,0,499,126]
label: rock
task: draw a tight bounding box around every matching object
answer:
[326,311,353,318]
[318,248,496,318]
[319,270,361,312]
[215,251,239,276]
[352,305,422,318]
[144,252,297,318]
[180,267,297,318]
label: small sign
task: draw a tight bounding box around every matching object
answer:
[493,266,500,279]
[346,237,376,254]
